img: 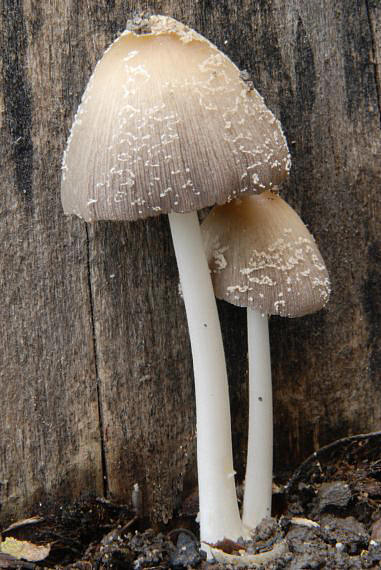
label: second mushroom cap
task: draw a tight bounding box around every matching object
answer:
[201,192,331,317]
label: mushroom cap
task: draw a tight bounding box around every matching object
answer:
[201,192,330,317]
[61,15,290,222]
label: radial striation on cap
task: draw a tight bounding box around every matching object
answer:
[201,192,331,317]
[61,15,290,222]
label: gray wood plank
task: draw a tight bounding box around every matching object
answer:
[0,0,379,525]
[91,0,381,516]
[0,1,103,522]
[241,0,381,472]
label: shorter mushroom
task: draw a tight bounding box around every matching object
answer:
[201,191,330,532]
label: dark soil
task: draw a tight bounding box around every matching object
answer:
[2,432,381,569]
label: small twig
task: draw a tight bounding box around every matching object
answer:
[2,517,44,534]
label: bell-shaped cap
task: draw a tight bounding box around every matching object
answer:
[201,192,330,317]
[61,15,290,222]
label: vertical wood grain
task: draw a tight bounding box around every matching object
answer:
[0,0,104,521]
[0,0,379,524]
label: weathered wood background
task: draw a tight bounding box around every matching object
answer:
[0,0,380,524]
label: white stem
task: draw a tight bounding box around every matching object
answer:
[242,309,273,532]
[168,211,242,547]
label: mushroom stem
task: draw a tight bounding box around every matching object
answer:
[168,211,243,548]
[242,309,273,532]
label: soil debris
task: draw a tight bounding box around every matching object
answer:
[0,432,380,568]
[314,481,352,513]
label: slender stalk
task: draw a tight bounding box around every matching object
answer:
[168,211,242,547]
[242,309,273,532]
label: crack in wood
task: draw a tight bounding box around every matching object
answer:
[85,224,109,498]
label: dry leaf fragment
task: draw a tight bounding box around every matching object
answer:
[0,538,50,562]
[290,517,320,528]
[207,537,246,554]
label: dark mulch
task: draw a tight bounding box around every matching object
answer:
[1,432,381,569]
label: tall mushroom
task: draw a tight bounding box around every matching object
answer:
[201,192,330,532]
[61,15,290,548]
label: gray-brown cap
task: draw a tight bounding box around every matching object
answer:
[61,15,290,222]
[201,192,330,317]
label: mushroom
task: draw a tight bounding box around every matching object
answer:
[201,191,330,532]
[61,14,290,548]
